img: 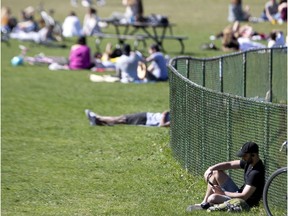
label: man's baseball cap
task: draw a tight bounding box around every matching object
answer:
[236,142,259,157]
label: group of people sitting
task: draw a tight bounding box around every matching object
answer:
[1,4,103,44]
[1,5,68,48]
[46,35,168,83]
[212,21,286,52]
[1,0,168,45]
[228,0,287,24]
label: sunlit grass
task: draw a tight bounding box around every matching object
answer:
[1,0,286,215]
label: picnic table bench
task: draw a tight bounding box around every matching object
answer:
[94,32,148,51]
[94,20,188,53]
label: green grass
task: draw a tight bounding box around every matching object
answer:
[1,0,286,215]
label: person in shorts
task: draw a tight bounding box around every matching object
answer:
[85,109,170,127]
[186,141,265,212]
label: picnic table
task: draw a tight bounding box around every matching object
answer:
[94,19,188,54]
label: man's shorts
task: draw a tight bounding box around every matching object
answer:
[124,112,147,125]
[220,176,240,201]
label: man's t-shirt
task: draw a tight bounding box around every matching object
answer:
[146,112,170,126]
[148,52,168,81]
[239,159,265,207]
[116,51,142,83]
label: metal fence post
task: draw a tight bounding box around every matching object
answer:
[219,57,223,92]
[226,97,232,176]
[202,60,206,87]
[264,105,270,180]
[269,49,273,102]
[186,59,190,79]
[243,52,247,97]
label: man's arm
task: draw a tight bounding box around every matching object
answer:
[264,3,274,22]
[223,184,256,200]
[145,53,155,63]
[204,160,241,181]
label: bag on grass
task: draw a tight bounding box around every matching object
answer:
[207,198,250,212]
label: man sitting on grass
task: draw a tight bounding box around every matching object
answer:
[85,109,170,127]
[187,141,265,212]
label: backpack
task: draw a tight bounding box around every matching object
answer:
[207,198,250,212]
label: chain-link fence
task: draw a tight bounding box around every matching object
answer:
[168,47,287,208]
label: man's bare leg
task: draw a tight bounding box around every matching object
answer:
[85,109,126,126]
[186,170,231,212]
[202,170,230,203]
[97,115,126,125]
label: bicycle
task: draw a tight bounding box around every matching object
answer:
[263,141,287,216]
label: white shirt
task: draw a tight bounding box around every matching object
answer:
[146,112,163,126]
[237,37,266,51]
[62,15,82,37]
[83,13,101,36]
[116,51,142,83]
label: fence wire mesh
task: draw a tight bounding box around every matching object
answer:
[168,47,287,205]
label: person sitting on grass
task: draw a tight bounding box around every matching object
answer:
[115,43,144,83]
[186,141,265,212]
[227,0,251,22]
[85,109,170,127]
[69,36,95,70]
[144,44,169,82]
[260,0,280,23]
[48,36,94,70]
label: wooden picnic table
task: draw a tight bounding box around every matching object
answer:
[95,19,188,53]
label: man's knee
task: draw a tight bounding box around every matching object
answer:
[207,194,228,205]
[209,170,226,181]
[213,170,226,178]
[207,194,218,203]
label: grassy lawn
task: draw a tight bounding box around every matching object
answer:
[1,0,286,215]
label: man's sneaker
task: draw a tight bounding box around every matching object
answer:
[186,204,203,212]
[186,202,210,212]
[85,109,97,126]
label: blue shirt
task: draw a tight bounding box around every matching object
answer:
[147,52,168,81]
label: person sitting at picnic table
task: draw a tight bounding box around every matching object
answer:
[85,109,170,127]
[124,0,144,22]
[82,7,101,36]
[111,0,144,23]
[144,44,168,81]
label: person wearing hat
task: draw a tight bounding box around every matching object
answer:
[187,141,265,212]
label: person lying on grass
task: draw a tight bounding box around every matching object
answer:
[85,109,170,127]
[186,141,265,212]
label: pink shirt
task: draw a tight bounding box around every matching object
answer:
[69,44,91,70]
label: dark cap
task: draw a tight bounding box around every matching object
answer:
[236,142,259,157]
